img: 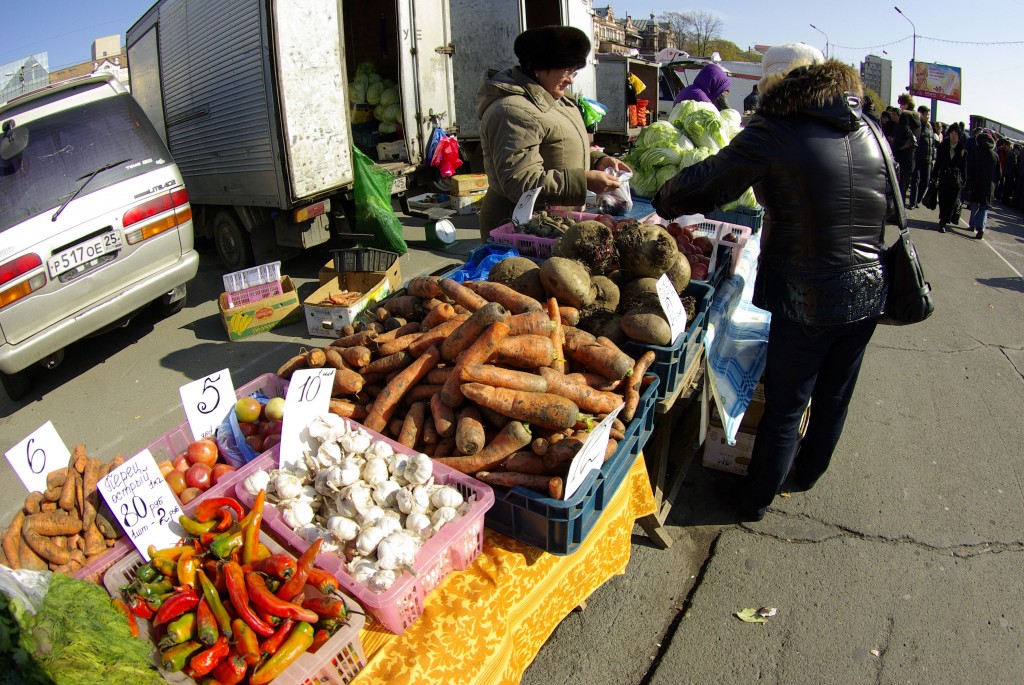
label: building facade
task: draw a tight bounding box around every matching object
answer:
[860,54,892,108]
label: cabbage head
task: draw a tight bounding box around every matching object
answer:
[373,104,386,121]
[635,121,680,150]
[378,121,399,134]
[383,103,402,124]
[348,81,367,104]
[379,88,400,107]
[356,61,376,76]
[678,147,710,169]
[655,165,679,187]
[719,109,742,138]
[677,132,695,150]
[367,73,382,85]
[677,106,725,152]
[630,167,660,198]
[366,82,385,105]
[722,186,761,210]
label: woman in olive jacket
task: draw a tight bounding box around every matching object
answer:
[653,47,888,521]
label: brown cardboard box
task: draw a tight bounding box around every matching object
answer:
[219,276,301,341]
[318,256,402,292]
[449,173,488,196]
[702,399,810,476]
[304,272,392,338]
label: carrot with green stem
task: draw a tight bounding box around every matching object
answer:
[547,297,566,374]
[364,345,442,433]
[622,351,657,423]
[460,364,548,393]
[433,420,532,473]
[440,320,511,408]
[460,382,579,431]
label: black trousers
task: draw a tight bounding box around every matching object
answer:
[911,161,931,206]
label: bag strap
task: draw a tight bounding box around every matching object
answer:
[861,113,908,236]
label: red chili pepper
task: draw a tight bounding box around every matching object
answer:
[211,647,249,685]
[309,627,332,654]
[212,507,235,532]
[196,596,219,646]
[245,553,297,580]
[245,571,319,623]
[111,597,139,638]
[242,491,264,567]
[153,587,200,626]
[301,595,349,620]
[202,560,229,595]
[231,618,262,667]
[259,618,294,658]
[199,531,219,548]
[222,561,276,637]
[304,566,341,595]
[126,593,154,620]
[194,497,245,523]
[237,489,265,531]
[256,606,281,627]
[275,538,323,602]
[187,634,230,678]
[249,621,314,685]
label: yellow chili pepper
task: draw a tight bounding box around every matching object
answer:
[149,544,190,561]
[177,547,198,588]
[241,490,264,566]
[179,515,218,537]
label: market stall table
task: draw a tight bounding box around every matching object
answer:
[350,453,656,684]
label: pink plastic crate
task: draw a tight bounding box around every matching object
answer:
[234,423,494,634]
[488,222,557,259]
[224,280,284,307]
[103,530,366,685]
[648,215,752,277]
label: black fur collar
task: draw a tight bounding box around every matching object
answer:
[758,60,864,123]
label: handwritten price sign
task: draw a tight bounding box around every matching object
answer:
[179,369,236,439]
[98,450,183,555]
[656,274,688,345]
[512,187,542,226]
[279,367,336,469]
[4,421,71,493]
[563,403,624,500]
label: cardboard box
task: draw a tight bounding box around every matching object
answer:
[449,173,488,196]
[304,272,392,337]
[376,140,408,162]
[450,190,486,215]
[702,395,809,476]
[219,276,301,341]
[318,255,402,291]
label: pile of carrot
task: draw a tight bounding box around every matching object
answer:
[275,276,657,498]
[0,446,125,573]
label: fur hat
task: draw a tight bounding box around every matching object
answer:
[758,42,825,95]
[514,26,591,72]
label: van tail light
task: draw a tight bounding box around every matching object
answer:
[0,254,46,309]
[123,188,191,244]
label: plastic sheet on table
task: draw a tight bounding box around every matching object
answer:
[445,243,521,282]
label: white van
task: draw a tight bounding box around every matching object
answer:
[0,73,199,400]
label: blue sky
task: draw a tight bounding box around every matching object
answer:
[3,0,1023,130]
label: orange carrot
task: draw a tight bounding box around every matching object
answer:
[455,405,486,455]
[331,368,365,396]
[306,348,327,368]
[398,402,427,448]
[559,306,581,326]
[460,383,579,431]
[460,364,548,393]
[339,346,372,368]
[403,383,445,404]
[421,416,439,447]
[378,333,423,357]
[407,314,470,357]
[440,302,509,362]
[562,326,598,352]
[329,329,378,348]
[440,321,511,408]
[407,276,442,300]
[537,367,624,414]
[433,421,532,474]
[328,400,369,420]
[439,278,489,312]
[434,436,456,456]
[542,433,589,471]
[423,367,455,385]
[622,351,657,423]
[420,302,456,329]
[323,347,352,372]
[3,511,24,569]
[566,372,622,392]
[504,451,553,475]
[603,438,618,462]
[382,295,424,320]
[505,311,557,336]
[464,281,544,313]
[364,345,442,432]
[493,335,556,369]
[547,298,566,374]
[375,321,422,344]
[362,351,413,377]
[567,342,634,381]
[475,471,564,498]
[531,437,550,456]
[430,394,456,437]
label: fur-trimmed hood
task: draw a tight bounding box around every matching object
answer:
[757,60,864,132]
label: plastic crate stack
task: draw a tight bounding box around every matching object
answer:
[222,261,283,308]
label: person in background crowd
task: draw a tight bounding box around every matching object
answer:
[653,43,888,521]
[475,25,629,241]
[743,83,760,112]
[909,105,934,209]
[893,94,920,207]
[1012,145,1024,211]
[1001,144,1018,205]
[933,121,944,145]
[965,131,1001,239]
[881,108,897,146]
[995,138,1009,198]
[933,125,967,233]
[673,62,733,111]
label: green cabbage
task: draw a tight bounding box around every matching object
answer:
[366,82,384,105]
[677,132,695,150]
[722,186,761,210]
[356,61,376,76]
[720,108,742,138]
[677,106,725,152]
[378,121,398,134]
[630,167,660,198]
[379,88,400,107]
[348,81,367,104]
[678,148,710,169]
[635,121,679,149]
[373,104,386,121]
[383,103,402,123]
[367,73,382,84]
[656,164,679,187]
[639,145,682,169]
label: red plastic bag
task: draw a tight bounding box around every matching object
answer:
[430,135,463,178]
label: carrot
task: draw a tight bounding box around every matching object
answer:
[99,454,125,480]
[40,502,57,513]
[46,469,67,490]
[421,416,439,446]
[493,335,557,369]
[559,306,581,326]
[567,342,634,381]
[58,454,79,512]
[23,529,71,565]
[276,353,308,379]
[537,367,624,414]
[43,486,62,503]
[603,438,618,462]
[322,347,352,373]
[622,351,657,423]
[505,311,557,336]
[332,346,368,368]
[331,368,365,396]
[504,451,553,475]
[403,383,445,404]
[475,471,564,499]
[542,433,589,471]
[433,421,532,474]
[407,276,442,300]
[423,367,455,385]
[547,298,566,374]
[440,321,511,408]
[24,492,43,515]
[24,511,83,537]
[306,348,327,368]
[531,437,550,456]
[329,329,379,348]
[375,320,422,343]
[420,302,456,329]
[430,394,456,438]
[464,281,544,313]
[398,402,428,448]
[378,333,423,357]
[19,539,47,571]
[364,344,442,432]
[440,302,508,362]
[435,436,456,457]
[73,448,88,474]
[362,351,413,377]
[383,316,409,331]
[455,406,486,455]
[460,383,579,431]
[478,404,513,429]
[408,314,470,357]
[562,326,598,352]
[439,277,489,312]
[339,324,356,338]
[381,295,423,320]
[460,364,548,393]
[387,418,405,439]
[83,521,106,557]
[328,399,368,420]
[82,457,101,529]
[3,511,24,569]
[452,304,472,316]
[567,372,622,392]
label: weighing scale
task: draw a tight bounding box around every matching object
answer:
[424,217,458,250]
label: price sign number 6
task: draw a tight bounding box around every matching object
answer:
[25,438,46,475]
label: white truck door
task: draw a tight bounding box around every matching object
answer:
[272,0,353,200]
[397,0,457,164]
[562,0,596,102]
[126,27,168,147]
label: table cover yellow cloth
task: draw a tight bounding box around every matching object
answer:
[352,453,656,685]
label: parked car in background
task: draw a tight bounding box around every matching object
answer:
[0,73,198,400]
[658,58,761,121]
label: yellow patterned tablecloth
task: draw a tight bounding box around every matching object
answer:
[352,453,656,685]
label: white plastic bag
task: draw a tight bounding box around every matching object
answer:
[597,170,634,215]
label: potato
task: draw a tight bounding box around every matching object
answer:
[620,307,673,346]
[591,276,620,312]
[665,254,692,293]
[540,257,596,308]
[489,257,547,302]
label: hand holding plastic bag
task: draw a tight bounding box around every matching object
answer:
[596,170,634,215]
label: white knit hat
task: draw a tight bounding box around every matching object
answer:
[758,42,826,95]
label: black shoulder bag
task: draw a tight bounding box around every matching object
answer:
[862,115,935,326]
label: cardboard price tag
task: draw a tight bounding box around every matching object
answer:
[179,369,236,439]
[512,187,542,226]
[563,403,624,500]
[4,421,72,494]
[279,367,336,470]
[98,450,183,555]
[656,274,688,344]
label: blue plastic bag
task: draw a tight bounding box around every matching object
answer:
[447,244,521,282]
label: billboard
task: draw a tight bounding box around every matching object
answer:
[910,61,961,105]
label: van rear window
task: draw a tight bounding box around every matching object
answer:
[0,94,171,233]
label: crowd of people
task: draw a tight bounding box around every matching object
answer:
[880,95,1019,239]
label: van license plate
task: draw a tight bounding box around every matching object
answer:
[47,232,123,279]
[391,174,407,194]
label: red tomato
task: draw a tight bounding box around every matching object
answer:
[173,453,190,473]
[165,470,187,495]
[212,463,236,484]
[691,263,709,281]
[158,460,175,477]
[245,435,265,452]
[684,253,701,266]
[262,433,282,451]
[692,236,715,257]
[260,420,284,437]
[179,487,202,504]
[187,438,219,468]
[185,463,213,491]
[238,421,260,438]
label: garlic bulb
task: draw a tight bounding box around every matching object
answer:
[314,466,343,495]
[282,500,315,529]
[387,452,410,479]
[243,470,271,496]
[361,457,389,486]
[336,457,363,487]
[376,514,402,537]
[365,439,394,460]
[372,480,402,509]
[430,506,459,531]
[273,472,304,501]
[429,485,464,510]
[404,453,433,485]
[327,515,360,542]
[335,482,372,519]
[356,526,387,557]
[395,486,430,515]
[308,413,348,444]
[376,531,421,571]
[359,506,386,528]
[297,485,318,503]
[368,568,397,592]
[349,556,377,583]
[316,440,342,466]
[405,513,433,539]
[294,524,322,543]
[340,430,372,455]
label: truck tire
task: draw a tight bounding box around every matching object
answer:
[1,369,32,401]
[156,284,187,317]
[212,209,254,271]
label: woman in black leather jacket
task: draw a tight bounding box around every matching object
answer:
[932,126,967,232]
[653,53,888,521]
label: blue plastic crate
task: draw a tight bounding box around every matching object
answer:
[706,207,764,233]
[483,377,659,555]
[622,281,713,404]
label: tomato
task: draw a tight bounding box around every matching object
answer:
[235,397,262,423]
[173,453,191,473]
[692,236,715,257]
[165,470,187,495]
[179,487,203,505]
[186,463,213,491]
[259,420,283,437]
[261,433,282,451]
[158,460,175,477]
[238,421,260,438]
[212,463,236,484]
[245,435,265,453]
[187,438,219,468]
[690,263,709,281]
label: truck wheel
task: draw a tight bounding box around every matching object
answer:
[156,284,187,317]
[212,210,254,271]
[1,369,32,401]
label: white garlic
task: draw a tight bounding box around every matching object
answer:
[404,453,433,485]
[405,513,433,539]
[368,568,398,592]
[361,457,390,486]
[335,482,373,518]
[376,514,402,537]
[372,480,402,509]
[375,530,421,571]
[282,500,315,529]
[273,472,304,501]
[365,439,394,460]
[242,470,271,496]
[359,506,386,528]
[336,457,363,487]
[340,429,372,455]
[294,524,322,543]
[326,515,360,542]
[429,485,464,510]
[430,505,459,531]
[356,526,387,557]
[314,466,342,495]
[316,440,342,466]
[349,556,377,583]
[387,452,410,479]
[395,486,431,515]
[308,413,348,444]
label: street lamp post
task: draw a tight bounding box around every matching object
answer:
[809,24,829,59]
[894,6,916,89]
